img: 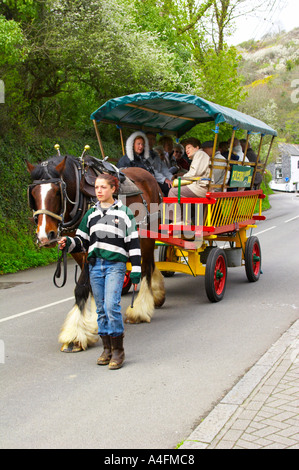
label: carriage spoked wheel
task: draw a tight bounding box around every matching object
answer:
[159,245,177,277]
[122,271,132,295]
[205,248,227,302]
[245,236,261,282]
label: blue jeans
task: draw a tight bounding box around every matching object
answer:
[89,258,126,337]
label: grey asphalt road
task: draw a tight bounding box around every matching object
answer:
[0,192,298,449]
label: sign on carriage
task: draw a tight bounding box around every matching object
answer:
[229,165,253,188]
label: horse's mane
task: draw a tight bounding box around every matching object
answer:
[30,154,77,181]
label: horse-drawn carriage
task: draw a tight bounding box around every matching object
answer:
[27,92,277,352]
[90,92,277,303]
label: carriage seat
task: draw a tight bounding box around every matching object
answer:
[118,175,143,197]
[80,158,142,198]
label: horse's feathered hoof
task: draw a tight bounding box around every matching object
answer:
[60,342,83,353]
[124,316,141,324]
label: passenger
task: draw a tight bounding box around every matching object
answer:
[168,138,210,199]
[173,143,190,173]
[117,131,155,175]
[154,145,177,184]
[141,134,173,195]
[154,145,166,162]
[146,131,157,154]
[220,140,239,162]
[148,146,174,196]
[117,131,173,196]
[180,138,193,166]
[240,139,263,189]
[212,147,230,191]
[158,135,176,169]
[180,138,189,148]
[229,137,249,162]
[219,141,229,156]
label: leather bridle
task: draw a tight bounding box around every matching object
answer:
[28,178,67,227]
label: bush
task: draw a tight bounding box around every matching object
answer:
[0,217,58,274]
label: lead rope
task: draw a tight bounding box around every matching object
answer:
[53,245,68,288]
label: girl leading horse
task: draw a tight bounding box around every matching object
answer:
[26,153,165,352]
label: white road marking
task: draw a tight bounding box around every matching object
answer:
[254,226,277,235]
[284,215,299,223]
[0,297,74,323]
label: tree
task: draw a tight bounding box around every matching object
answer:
[195,45,246,106]
[0,0,185,132]
[0,14,27,66]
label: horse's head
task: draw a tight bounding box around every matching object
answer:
[26,157,67,247]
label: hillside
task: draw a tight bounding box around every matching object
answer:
[238,27,299,83]
[236,28,299,147]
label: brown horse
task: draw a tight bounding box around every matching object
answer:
[26,153,165,352]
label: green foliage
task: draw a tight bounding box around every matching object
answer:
[0,14,27,65]
[284,111,299,144]
[0,136,31,222]
[1,0,40,21]
[0,0,186,136]
[264,169,273,186]
[0,216,57,274]
[195,45,247,108]
[252,178,272,214]
[238,39,258,51]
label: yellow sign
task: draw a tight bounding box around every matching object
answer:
[230,165,253,188]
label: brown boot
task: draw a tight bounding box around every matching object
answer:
[97,335,112,365]
[109,334,125,370]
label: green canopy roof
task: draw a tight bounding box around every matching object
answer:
[90,92,277,137]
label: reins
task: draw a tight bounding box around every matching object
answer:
[53,245,68,288]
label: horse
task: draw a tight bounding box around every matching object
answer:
[26,152,165,353]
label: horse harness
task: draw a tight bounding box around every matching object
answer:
[28,155,153,287]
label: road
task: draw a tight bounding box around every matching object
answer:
[0,192,299,449]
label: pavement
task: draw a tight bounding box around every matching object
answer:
[180,318,299,449]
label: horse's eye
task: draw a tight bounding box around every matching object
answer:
[34,215,39,224]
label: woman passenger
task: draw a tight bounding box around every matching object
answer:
[168,138,211,199]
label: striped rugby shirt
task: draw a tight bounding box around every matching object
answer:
[65,200,141,284]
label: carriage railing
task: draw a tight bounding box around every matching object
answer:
[207,158,264,192]
[138,190,264,254]
[160,189,264,228]
[203,190,265,236]
[207,130,274,193]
